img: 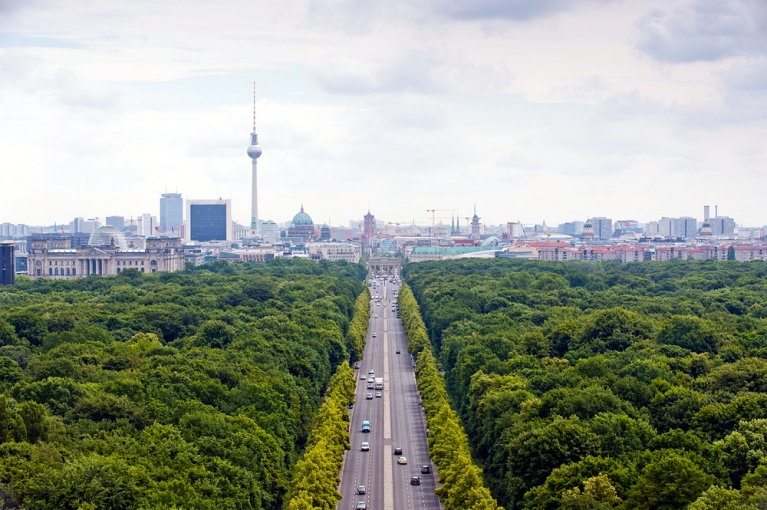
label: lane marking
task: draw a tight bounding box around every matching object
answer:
[384,444,394,510]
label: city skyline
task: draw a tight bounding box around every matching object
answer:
[1,1,766,226]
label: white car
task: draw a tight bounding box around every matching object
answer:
[398,456,407,465]
[369,369,375,374]
[360,374,366,380]
[366,393,373,400]
[375,392,382,398]
[372,333,376,337]
[361,442,370,451]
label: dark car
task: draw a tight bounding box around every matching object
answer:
[394,447,402,455]
[410,476,421,485]
[396,349,401,354]
[421,465,431,474]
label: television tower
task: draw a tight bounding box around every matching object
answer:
[247,83,262,233]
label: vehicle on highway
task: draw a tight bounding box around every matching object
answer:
[357,486,366,495]
[375,377,384,390]
[356,502,367,510]
[366,393,373,399]
[360,442,369,451]
[421,465,431,474]
[367,382,375,389]
[361,421,371,433]
[369,369,375,374]
[360,374,366,380]
[394,447,402,455]
[375,315,378,318]
[375,392,382,398]
[372,332,376,337]
[398,456,407,464]
[411,476,421,485]
[396,349,401,354]
[354,363,360,369]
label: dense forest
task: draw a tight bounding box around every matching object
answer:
[404,259,767,509]
[0,259,366,509]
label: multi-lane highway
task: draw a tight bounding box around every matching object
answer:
[338,277,440,510]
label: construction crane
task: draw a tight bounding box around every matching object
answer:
[426,209,457,240]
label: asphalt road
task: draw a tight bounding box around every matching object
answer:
[338,278,441,510]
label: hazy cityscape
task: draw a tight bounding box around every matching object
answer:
[3,1,767,510]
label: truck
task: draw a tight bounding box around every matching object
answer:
[375,377,384,390]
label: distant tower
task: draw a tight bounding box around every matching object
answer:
[363,210,375,246]
[247,83,262,233]
[471,205,481,240]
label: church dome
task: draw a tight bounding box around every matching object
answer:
[292,205,313,226]
[88,226,127,251]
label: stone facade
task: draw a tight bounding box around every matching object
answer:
[27,237,184,279]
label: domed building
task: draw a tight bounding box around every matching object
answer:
[582,221,595,240]
[88,226,128,251]
[699,219,713,237]
[288,205,316,242]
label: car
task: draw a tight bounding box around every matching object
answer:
[398,456,407,464]
[360,442,369,451]
[394,447,402,455]
[372,333,376,337]
[356,502,367,510]
[374,315,378,318]
[396,349,401,354]
[369,369,375,374]
[348,403,354,409]
[421,465,431,474]
[411,476,421,485]
[360,374,366,380]
[361,421,371,433]
[375,392,382,398]
[366,393,373,399]
[357,486,366,495]
[367,382,375,389]
[354,363,360,369]
[396,315,401,318]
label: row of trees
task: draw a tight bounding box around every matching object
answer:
[399,284,502,510]
[288,361,357,509]
[403,259,767,509]
[345,288,372,363]
[0,259,366,509]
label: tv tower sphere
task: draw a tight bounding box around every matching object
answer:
[248,134,262,159]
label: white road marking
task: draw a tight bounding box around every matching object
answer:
[384,444,393,510]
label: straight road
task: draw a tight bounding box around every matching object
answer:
[339,276,440,510]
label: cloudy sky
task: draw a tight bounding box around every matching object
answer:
[1,0,766,228]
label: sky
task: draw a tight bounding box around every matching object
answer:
[1,0,766,228]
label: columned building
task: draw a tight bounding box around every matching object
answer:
[287,205,316,242]
[27,226,184,279]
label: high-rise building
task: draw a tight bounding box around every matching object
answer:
[711,216,736,236]
[160,193,183,237]
[0,242,14,285]
[106,216,125,231]
[136,214,157,237]
[186,199,232,242]
[247,84,262,234]
[588,217,613,239]
[70,217,102,234]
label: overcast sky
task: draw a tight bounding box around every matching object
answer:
[1,0,766,228]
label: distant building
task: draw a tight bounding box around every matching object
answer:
[70,217,102,234]
[106,216,125,231]
[160,193,183,237]
[588,217,613,239]
[711,216,736,236]
[557,221,584,235]
[259,220,280,243]
[287,205,316,242]
[581,221,595,240]
[307,242,362,263]
[471,206,481,240]
[363,210,375,246]
[136,214,157,238]
[186,199,232,242]
[27,226,184,279]
[0,242,14,285]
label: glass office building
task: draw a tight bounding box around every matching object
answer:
[186,199,231,242]
[160,193,183,237]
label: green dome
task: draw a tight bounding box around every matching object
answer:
[292,205,313,226]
